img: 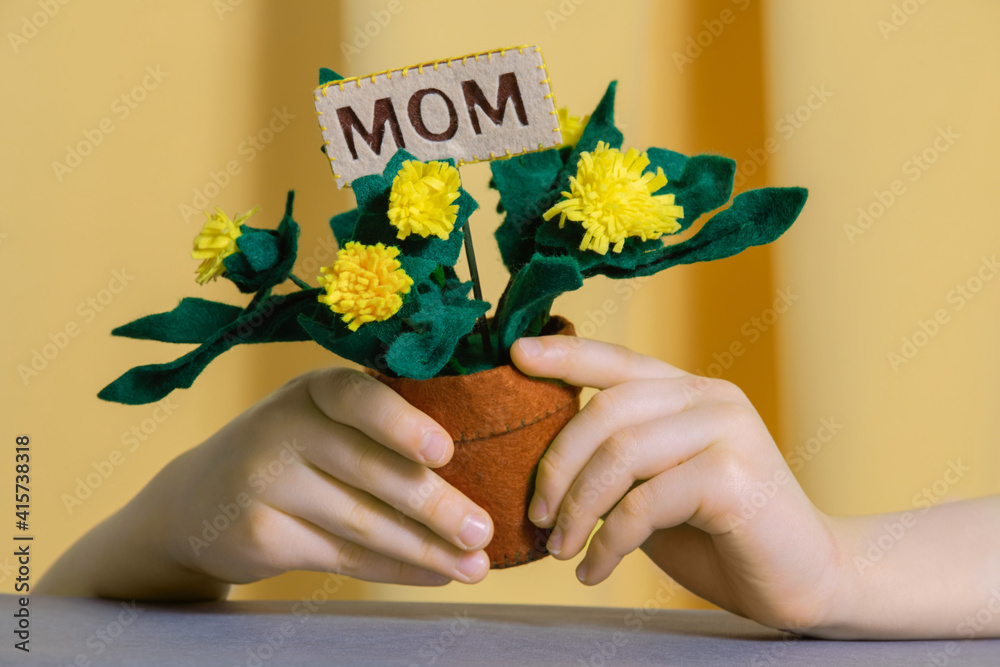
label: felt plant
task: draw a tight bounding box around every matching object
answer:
[191,206,260,284]
[556,107,589,148]
[387,160,462,240]
[98,70,809,570]
[543,141,684,254]
[317,242,414,331]
[99,77,807,405]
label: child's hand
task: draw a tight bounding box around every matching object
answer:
[126,368,494,595]
[512,336,842,632]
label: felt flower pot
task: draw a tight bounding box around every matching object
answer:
[372,316,580,569]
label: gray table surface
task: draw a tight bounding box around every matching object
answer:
[3,593,1000,666]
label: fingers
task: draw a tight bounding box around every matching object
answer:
[577,460,706,585]
[261,505,455,587]
[511,335,686,390]
[299,415,493,555]
[269,463,490,583]
[306,368,454,467]
[528,376,736,529]
[547,406,732,561]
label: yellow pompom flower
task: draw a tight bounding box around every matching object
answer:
[543,141,684,255]
[387,160,461,240]
[191,206,259,284]
[318,242,413,331]
[556,107,590,148]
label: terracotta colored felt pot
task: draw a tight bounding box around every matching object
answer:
[372,317,580,569]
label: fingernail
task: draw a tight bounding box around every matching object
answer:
[517,337,542,358]
[528,496,548,524]
[576,562,588,583]
[458,512,490,550]
[456,551,489,581]
[419,431,449,465]
[546,527,563,556]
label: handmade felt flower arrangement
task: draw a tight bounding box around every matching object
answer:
[99,77,806,568]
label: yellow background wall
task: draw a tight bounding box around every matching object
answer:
[3,0,997,609]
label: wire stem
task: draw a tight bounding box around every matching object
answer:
[461,221,492,355]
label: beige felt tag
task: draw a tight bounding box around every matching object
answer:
[314,45,561,188]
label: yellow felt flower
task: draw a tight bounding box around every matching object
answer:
[191,206,259,284]
[557,107,590,148]
[543,142,684,255]
[387,160,461,240]
[318,242,413,331]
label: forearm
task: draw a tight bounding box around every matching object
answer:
[37,460,229,601]
[817,495,1000,639]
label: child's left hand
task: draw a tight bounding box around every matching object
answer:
[511,335,843,632]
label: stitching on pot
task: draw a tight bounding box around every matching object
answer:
[457,399,574,443]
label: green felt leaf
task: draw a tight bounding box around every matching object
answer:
[491,148,565,272]
[329,208,358,247]
[297,309,400,374]
[615,187,809,279]
[346,149,472,270]
[534,218,664,276]
[235,227,280,271]
[533,151,742,278]
[557,81,624,193]
[644,147,688,180]
[385,280,489,380]
[319,68,343,85]
[398,255,438,287]
[98,336,237,405]
[223,191,300,293]
[496,254,583,353]
[225,289,327,344]
[98,289,323,405]
[647,150,736,232]
[111,298,243,344]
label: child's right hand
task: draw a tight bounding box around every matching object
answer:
[134,367,494,592]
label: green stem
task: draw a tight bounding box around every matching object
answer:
[288,273,311,290]
[461,221,492,355]
[246,287,272,312]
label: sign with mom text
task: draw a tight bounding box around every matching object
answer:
[314,45,561,187]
